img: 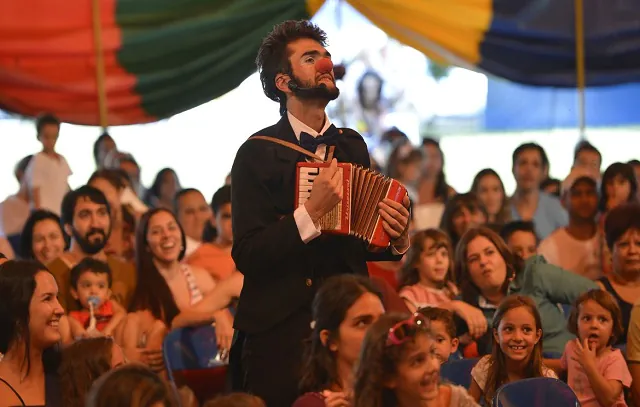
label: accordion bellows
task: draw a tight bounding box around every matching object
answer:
[296,162,407,251]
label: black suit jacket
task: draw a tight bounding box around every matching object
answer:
[231,115,403,334]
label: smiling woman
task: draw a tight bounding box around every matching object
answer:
[117,208,234,373]
[20,210,68,266]
[0,260,65,407]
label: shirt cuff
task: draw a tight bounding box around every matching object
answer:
[294,205,321,244]
[391,241,409,255]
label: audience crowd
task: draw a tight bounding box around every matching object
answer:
[1,101,640,406]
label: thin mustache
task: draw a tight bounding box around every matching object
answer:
[317,74,334,83]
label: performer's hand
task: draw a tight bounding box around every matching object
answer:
[305,158,343,223]
[378,194,410,243]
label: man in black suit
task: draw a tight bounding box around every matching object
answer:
[230,20,410,406]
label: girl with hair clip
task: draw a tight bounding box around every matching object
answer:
[398,229,486,339]
[293,275,385,407]
[353,313,479,407]
[469,295,557,405]
[559,290,631,407]
[59,337,126,407]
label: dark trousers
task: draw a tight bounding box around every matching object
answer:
[230,309,312,407]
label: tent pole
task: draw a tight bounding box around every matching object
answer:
[575,0,586,139]
[92,0,109,129]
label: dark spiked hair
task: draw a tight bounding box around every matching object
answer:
[256,20,328,115]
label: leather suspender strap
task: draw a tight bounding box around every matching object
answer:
[250,135,328,163]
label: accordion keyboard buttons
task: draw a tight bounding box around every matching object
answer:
[305,278,313,287]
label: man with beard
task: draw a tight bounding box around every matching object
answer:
[47,185,136,312]
[230,20,410,405]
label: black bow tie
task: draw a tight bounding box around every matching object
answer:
[299,125,340,154]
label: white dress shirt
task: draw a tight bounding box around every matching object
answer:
[288,111,330,243]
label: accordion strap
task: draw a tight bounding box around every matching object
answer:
[250,135,331,163]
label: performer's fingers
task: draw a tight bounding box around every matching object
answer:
[381,198,409,218]
[379,201,404,229]
[330,167,342,185]
[381,220,396,237]
[327,158,338,176]
[330,174,342,195]
[380,214,401,238]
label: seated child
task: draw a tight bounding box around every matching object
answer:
[500,221,538,261]
[398,229,485,347]
[418,307,461,363]
[560,290,631,407]
[353,312,479,407]
[68,258,125,338]
[470,295,557,405]
[398,229,458,312]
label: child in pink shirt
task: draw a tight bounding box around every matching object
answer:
[398,228,487,345]
[398,228,458,311]
[560,290,631,407]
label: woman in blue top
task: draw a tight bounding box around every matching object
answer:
[454,226,598,356]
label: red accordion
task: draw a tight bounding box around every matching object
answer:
[295,162,407,251]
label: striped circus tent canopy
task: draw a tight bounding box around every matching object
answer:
[2,0,640,126]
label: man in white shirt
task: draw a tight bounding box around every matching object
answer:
[538,167,601,279]
[229,20,410,406]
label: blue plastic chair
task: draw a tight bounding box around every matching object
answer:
[542,351,563,359]
[440,358,479,389]
[162,325,226,384]
[493,377,580,407]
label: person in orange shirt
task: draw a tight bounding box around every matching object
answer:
[184,186,235,281]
